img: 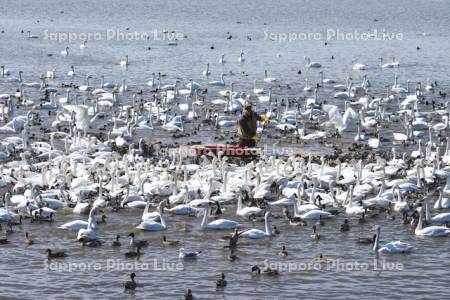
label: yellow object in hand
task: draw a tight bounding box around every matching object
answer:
[251,135,261,142]
[261,116,270,123]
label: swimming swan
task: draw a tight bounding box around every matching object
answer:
[201,202,240,230]
[373,225,413,254]
[239,212,273,239]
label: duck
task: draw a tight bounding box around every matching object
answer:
[46,249,67,259]
[128,232,149,247]
[278,245,288,256]
[162,235,180,246]
[216,273,227,287]
[357,234,376,244]
[228,248,238,261]
[25,232,34,245]
[251,265,279,276]
[310,224,320,240]
[183,289,193,300]
[123,273,137,290]
[373,225,413,254]
[112,234,121,247]
[81,238,103,247]
[340,219,350,232]
[125,245,142,258]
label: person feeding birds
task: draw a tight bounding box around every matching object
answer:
[237,102,269,147]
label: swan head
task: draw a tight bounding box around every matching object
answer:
[374,225,381,234]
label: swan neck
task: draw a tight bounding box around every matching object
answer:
[201,205,209,228]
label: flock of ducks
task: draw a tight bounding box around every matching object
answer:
[0,29,450,298]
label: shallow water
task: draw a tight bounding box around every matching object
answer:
[1,0,450,299]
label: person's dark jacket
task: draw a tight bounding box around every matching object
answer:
[238,111,263,140]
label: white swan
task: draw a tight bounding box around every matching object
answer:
[434,190,450,209]
[352,62,366,70]
[208,74,225,86]
[264,70,277,83]
[201,202,240,230]
[141,196,160,221]
[415,210,450,237]
[61,46,69,57]
[305,57,321,68]
[236,192,263,218]
[59,206,98,231]
[253,79,264,94]
[431,213,450,223]
[202,63,210,76]
[219,54,225,65]
[67,66,75,77]
[238,51,245,63]
[120,55,129,66]
[27,31,39,39]
[381,57,399,68]
[300,209,334,220]
[80,40,87,49]
[239,212,273,239]
[77,206,99,241]
[373,225,413,254]
[136,200,167,231]
[0,194,15,222]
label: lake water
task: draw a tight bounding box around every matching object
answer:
[1,0,450,299]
